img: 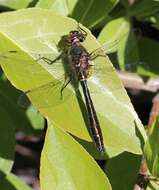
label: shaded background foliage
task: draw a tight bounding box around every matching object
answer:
[0,0,159,190]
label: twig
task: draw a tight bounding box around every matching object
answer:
[133,90,159,189]
[148,93,159,127]
[117,71,159,92]
[128,0,137,6]
[16,132,43,142]
[16,173,40,190]
[15,144,38,160]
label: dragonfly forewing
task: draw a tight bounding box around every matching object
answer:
[0,37,146,110]
[23,80,76,108]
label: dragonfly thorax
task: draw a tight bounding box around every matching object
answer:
[70,47,91,80]
[70,46,83,57]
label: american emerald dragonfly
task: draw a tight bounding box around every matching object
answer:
[0,25,145,153]
[41,26,106,153]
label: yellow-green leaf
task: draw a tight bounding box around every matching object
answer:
[40,123,111,190]
[0,173,32,190]
[0,8,146,158]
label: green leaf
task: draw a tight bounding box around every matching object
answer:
[0,8,146,158]
[98,17,139,71]
[105,152,142,190]
[129,0,159,18]
[138,37,159,77]
[0,75,45,135]
[93,3,126,30]
[40,123,111,190]
[36,0,83,16]
[120,0,131,9]
[144,117,159,177]
[147,180,159,190]
[150,14,159,30]
[67,0,79,14]
[0,173,33,190]
[0,0,33,9]
[26,105,45,131]
[98,17,130,54]
[71,0,119,28]
[36,0,76,16]
[117,29,139,71]
[0,105,15,176]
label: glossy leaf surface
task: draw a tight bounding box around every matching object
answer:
[0,8,146,158]
[0,173,32,190]
[0,0,33,9]
[40,123,111,190]
[105,152,142,190]
[71,0,119,28]
[144,117,159,177]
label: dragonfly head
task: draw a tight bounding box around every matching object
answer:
[69,30,86,44]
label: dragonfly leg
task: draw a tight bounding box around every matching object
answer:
[77,23,87,37]
[60,78,72,99]
[36,54,63,65]
[89,51,105,60]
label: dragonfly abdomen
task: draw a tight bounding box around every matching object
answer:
[80,80,105,153]
[68,29,105,153]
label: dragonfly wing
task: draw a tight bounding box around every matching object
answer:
[0,50,77,108]
[90,41,119,59]
[90,32,129,60]
[24,80,75,108]
[0,50,64,72]
[0,49,68,87]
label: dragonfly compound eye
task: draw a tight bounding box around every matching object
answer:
[70,30,79,35]
[78,34,85,42]
[79,37,84,42]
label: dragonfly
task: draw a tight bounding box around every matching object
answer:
[35,26,106,153]
[0,24,144,153]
